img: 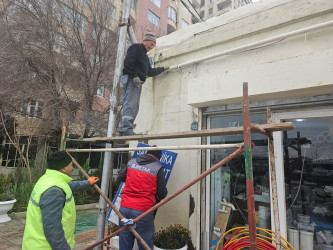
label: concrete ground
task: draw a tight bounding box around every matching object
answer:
[0,203,114,250]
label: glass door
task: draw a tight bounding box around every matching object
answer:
[207,113,271,247]
[273,108,333,248]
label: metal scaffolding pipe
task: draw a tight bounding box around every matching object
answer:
[95,0,132,248]
[84,146,245,250]
[267,108,281,250]
[67,143,244,153]
[78,122,294,142]
[250,123,273,139]
[65,151,150,250]
[242,82,257,250]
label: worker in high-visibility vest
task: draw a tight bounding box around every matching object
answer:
[22,151,99,250]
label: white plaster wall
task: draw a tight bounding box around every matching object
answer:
[133,0,333,247]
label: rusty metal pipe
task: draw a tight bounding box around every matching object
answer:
[250,123,273,139]
[84,146,245,249]
[242,82,257,250]
[65,150,150,250]
[267,108,281,250]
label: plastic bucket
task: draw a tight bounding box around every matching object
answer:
[323,245,333,250]
[300,230,314,250]
[298,214,310,225]
[288,228,300,250]
[258,206,270,231]
[112,236,119,249]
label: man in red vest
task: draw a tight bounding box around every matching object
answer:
[117,148,167,249]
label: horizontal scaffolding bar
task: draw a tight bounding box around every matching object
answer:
[75,122,294,142]
[67,143,244,153]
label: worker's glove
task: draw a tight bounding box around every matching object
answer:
[163,66,170,72]
[88,176,99,185]
[133,77,142,85]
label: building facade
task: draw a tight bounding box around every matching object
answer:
[200,0,252,20]
[135,0,333,248]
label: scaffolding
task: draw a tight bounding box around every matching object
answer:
[66,82,295,250]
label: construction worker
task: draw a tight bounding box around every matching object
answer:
[22,151,99,250]
[118,32,169,136]
[117,148,168,249]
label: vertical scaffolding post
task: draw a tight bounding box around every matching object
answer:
[267,107,281,250]
[95,0,132,248]
[242,82,257,250]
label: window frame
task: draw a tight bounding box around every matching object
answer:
[148,10,160,27]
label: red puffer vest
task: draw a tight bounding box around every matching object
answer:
[121,158,162,211]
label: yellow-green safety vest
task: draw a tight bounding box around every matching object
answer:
[22,169,76,250]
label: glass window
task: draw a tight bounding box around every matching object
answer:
[78,0,91,5]
[208,7,213,15]
[97,0,116,19]
[151,0,161,8]
[96,85,105,98]
[131,0,136,10]
[282,118,333,243]
[182,3,189,15]
[92,26,109,41]
[168,6,177,23]
[181,19,188,28]
[209,113,271,241]
[148,10,160,27]
[22,100,43,118]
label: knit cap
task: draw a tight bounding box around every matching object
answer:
[147,146,162,160]
[143,32,156,43]
[47,151,72,171]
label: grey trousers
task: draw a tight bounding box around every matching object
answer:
[119,75,142,133]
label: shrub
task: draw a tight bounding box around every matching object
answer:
[154,224,191,249]
[0,193,15,201]
[0,173,15,201]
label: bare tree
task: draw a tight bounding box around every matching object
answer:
[0,0,119,140]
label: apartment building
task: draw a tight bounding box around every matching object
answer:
[200,0,252,20]
[130,0,201,41]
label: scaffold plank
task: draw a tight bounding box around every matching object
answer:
[66,143,244,153]
[76,122,294,142]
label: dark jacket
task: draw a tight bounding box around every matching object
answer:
[123,43,165,82]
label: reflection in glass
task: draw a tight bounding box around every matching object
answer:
[209,113,271,241]
[283,118,333,249]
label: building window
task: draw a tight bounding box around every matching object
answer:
[181,19,188,28]
[218,0,231,11]
[96,85,105,98]
[97,0,116,19]
[209,0,214,4]
[92,26,110,41]
[200,10,205,18]
[168,6,177,23]
[131,0,136,10]
[209,113,269,239]
[182,3,189,15]
[148,10,160,27]
[208,7,213,15]
[151,0,161,8]
[22,100,43,118]
[53,33,68,54]
[78,0,91,4]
